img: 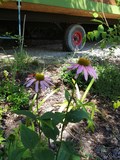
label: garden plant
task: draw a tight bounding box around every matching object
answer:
[0,7,120,160]
[0,53,98,159]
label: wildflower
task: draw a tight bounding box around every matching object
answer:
[68,57,97,81]
[25,73,53,93]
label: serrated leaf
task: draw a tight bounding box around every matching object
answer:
[20,125,39,150]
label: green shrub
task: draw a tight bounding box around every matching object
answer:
[93,63,120,100]
[0,79,29,111]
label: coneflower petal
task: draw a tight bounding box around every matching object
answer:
[76,65,84,75]
[87,66,97,79]
[67,64,79,70]
[42,81,49,88]
[40,81,46,90]
[35,81,39,93]
[26,78,36,87]
[83,67,88,81]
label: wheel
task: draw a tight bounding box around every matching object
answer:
[64,24,86,52]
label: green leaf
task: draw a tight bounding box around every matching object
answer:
[34,148,54,160]
[93,30,100,40]
[40,112,65,125]
[100,41,106,48]
[93,12,98,18]
[65,109,90,123]
[91,19,104,24]
[39,112,54,120]
[22,149,32,159]
[87,32,94,41]
[41,120,59,140]
[113,100,120,109]
[57,141,80,160]
[108,27,114,32]
[65,90,71,102]
[87,119,95,132]
[102,32,107,38]
[0,136,5,143]
[52,112,65,125]
[70,155,80,160]
[8,148,26,160]
[20,125,39,150]
[98,24,104,32]
[38,111,65,140]
[57,142,71,160]
[14,110,36,120]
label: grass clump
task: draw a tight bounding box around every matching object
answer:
[93,62,120,100]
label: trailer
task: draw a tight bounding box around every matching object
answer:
[0,0,120,51]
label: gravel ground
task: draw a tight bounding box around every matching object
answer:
[0,40,120,62]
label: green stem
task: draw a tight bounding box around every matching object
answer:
[29,93,37,112]
[36,93,41,137]
[36,93,39,114]
[81,78,95,102]
[60,82,75,141]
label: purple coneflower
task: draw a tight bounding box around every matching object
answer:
[25,73,53,93]
[68,57,97,81]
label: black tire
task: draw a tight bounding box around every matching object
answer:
[64,24,86,52]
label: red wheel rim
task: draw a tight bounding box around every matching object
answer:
[72,31,82,46]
